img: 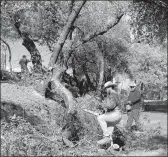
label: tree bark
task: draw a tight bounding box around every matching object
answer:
[14,16,43,73]
[48,0,86,114]
[48,0,87,67]
[96,41,105,96]
[50,64,76,113]
[0,37,12,73]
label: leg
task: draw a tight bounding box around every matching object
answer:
[97,114,109,137]
[107,126,115,145]
[97,111,122,137]
[125,110,134,130]
[133,109,142,131]
[97,111,121,145]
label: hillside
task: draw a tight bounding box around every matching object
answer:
[1,82,167,156]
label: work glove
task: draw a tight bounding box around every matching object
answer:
[126,104,131,111]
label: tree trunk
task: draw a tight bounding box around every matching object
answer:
[51,64,76,113]
[48,0,87,67]
[14,16,43,73]
[82,64,95,91]
[0,37,12,73]
[96,41,105,96]
[48,0,86,113]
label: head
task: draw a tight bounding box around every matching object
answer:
[103,81,117,96]
[22,55,26,59]
[129,82,136,92]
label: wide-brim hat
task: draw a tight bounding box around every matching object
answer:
[104,81,117,89]
[129,82,136,87]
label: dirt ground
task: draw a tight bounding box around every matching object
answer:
[119,111,167,136]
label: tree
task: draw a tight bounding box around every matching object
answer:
[13,10,43,73]
[128,43,167,99]
[0,37,12,72]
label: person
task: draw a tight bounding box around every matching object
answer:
[97,81,122,146]
[125,81,143,132]
[19,55,31,78]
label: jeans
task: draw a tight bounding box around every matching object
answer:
[97,109,122,137]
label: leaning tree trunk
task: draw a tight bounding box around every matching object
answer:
[51,64,76,113]
[48,0,87,67]
[0,37,12,73]
[14,16,42,73]
[49,1,86,114]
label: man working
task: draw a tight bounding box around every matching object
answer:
[97,81,122,146]
[125,81,143,132]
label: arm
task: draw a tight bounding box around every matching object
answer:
[101,97,117,110]
[27,59,31,62]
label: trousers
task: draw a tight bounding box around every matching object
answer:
[97,109,122,137]
[125,108,142,129]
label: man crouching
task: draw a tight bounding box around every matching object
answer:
[97,81,122,146]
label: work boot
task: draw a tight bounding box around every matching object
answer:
[97,136,111,145]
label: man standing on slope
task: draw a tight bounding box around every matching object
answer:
[125,81,143,132]
[19,55,31,79]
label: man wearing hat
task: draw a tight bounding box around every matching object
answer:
[97,80,122,146]
[125,81,143,132]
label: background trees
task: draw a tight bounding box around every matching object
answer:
[1,0,167,100]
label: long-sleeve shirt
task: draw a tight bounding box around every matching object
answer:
[19,58,30,72]
[128,88,141,109]
[102,89,120,110]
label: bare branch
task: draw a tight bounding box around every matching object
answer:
[82,13,124,44]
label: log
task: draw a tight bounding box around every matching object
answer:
[143,100,167,104]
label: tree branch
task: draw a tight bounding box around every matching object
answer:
[81,13,124,44]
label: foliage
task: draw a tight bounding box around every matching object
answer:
[128,43,167,99]
[128,0,168,45]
